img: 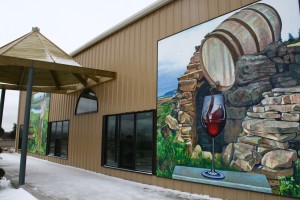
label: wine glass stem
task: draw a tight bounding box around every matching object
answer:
[211,138,215,173]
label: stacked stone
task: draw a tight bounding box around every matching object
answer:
[168,46,206,152]
[223,42,300,145]
[223,86,300,184]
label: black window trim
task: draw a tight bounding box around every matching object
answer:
[75,88,98,115]
[47,120,70,160]
[102,109,157,175]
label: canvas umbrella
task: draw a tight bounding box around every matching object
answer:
[0,27,116,185]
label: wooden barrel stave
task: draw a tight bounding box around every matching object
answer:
[200,3,282,91]
[215,20,257,55]
[229,10,273,52]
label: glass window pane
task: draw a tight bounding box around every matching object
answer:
[76,89,98,114]
[120,114,134,169]
[54,122,62,156]
[49,123,56,155]
[105,116,118,167]
[135,112,153,172]
[61,121,69,158]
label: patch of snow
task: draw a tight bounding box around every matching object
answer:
[0,177,37,200]
[1,153,222,200]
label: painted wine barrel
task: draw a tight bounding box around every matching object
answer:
[199,3,282,91]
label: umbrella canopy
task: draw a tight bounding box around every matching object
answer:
[0,27,116,185]
[0,27,116,93]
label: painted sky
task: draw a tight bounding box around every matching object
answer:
[157,0,300,97]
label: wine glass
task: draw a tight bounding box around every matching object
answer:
[201,94,226,179]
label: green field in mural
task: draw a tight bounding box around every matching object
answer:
[27,92,50,155]
[157,0,300,198]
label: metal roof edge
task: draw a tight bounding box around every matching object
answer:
[70,0,174,57]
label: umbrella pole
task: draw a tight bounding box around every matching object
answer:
[19,67,34,185]
[0,88,6,128]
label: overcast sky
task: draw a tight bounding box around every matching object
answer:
[0,0,157,131]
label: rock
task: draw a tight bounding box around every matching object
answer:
[261,96,282,105]
[253,106,265,113]
[178,111,193,125]
[175,135,184,143]
[290,94,300,103]
[283,54,290,62]
[230,158,257,172]
[234,143,255,160]
[226,107,247,119]
[178,92,192,99]
[281,113,300,122]
[202,151,212,160]
[262,138,289,149]
[251,165,294,179]
[246,111,281,119]
[186,64,198,73]
[224,119,244,144]
[257,145,273,156]
[269,179,280,187]
[189,51,200,64]
[248,120,299,134]
[222,143,234,165]
[235,54,276,85]
[263,42,282,59]
[181,126,192,135]
[181,103,195,113]
[179,98,192,105]
[178,70,203,81]
[277,45,287,57]
[282,95,291,104]
[243,128,296,142]
[266,104,300,113]
[178,79,197,92]
[261,150,297,169]
[237,135,262,145]
[228,81,272,107]
[272,86,300,93]
[295,54,300,64]
[191,145,202,160]
[165,115,180,131]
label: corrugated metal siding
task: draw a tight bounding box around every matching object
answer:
[16,0,296,199]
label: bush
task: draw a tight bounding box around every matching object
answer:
[279,176,300,197]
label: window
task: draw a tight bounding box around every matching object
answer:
[103,110,154,173]
[48,120,69,158]
[75,89,98,115]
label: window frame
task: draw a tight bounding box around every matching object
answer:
[102,110,156,175]
[75,88,98,115]
[47,120,70,159]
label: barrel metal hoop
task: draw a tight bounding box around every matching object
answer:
[243,8,275,41]
[255,3,282,32]
[205,33,239,63]
[213,29,244,55]
[225,18,260,52]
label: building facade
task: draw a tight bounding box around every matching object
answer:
[16,0,300,199]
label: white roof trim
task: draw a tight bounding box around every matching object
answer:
[71,0,174,56]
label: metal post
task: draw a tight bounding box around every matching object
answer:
[0,88,6,128]
[19,67,34,185]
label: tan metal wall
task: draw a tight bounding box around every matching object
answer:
[17,0,296,199]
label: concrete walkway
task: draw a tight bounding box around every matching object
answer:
[0,153,220,200]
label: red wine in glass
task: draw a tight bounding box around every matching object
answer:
[201,94,226,179]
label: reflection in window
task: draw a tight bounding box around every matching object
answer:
[48,120,69,158]
[103,110,154,173]
[75,89,98,115]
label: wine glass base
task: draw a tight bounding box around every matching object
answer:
[202,170,225,179]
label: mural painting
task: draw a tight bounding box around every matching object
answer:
[157,0,300,197]
[27,92,50,155]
